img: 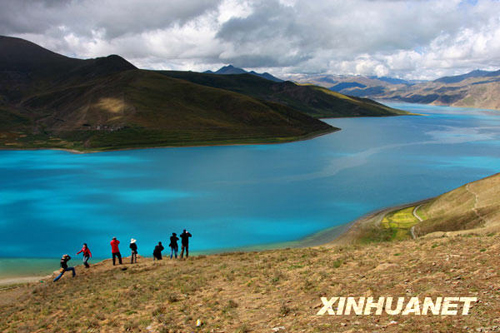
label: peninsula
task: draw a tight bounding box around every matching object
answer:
[0,36,407,152]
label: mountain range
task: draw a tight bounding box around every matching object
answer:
[205,65,284,82]
[160,70,407,118]
[0,36,406,151]
[290,69,500,110]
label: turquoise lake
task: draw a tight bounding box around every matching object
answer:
[1,103,500,277]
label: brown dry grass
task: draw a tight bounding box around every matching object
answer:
[1,232,499,332]
[415,173,500,237]
[94,97,127,114]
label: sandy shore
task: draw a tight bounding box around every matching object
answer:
[0,147,87,154]
[0,275,53,287]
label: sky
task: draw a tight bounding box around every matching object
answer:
[1,0,500,80]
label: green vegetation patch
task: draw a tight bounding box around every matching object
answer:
[380,206,420,240]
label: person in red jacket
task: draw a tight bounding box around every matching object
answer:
[110,237,122,265]
[76,243,92,268]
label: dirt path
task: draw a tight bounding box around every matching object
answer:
[466,183,487,223]
[410,204,424,239]
[412,204,423,222]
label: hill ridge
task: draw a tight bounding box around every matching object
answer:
[0,36,336,151]
[0,36,406,152]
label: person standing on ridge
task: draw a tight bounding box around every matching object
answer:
[153,241,164,260]
[53,254,75,282]
[180,229,192,259]
[169,232,179,259]
[76,243,92,268]
[130,238,138,264]
[110,237,122,265]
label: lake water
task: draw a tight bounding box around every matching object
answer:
[1,103,500,278]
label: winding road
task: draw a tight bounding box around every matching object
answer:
[410,204,423,239]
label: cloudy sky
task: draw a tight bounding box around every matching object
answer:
[1,0,500,80]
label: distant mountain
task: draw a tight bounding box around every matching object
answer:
[206,65,284,82]
[372,69,500,109]
[289,74,414,96]
[434,69,500,84]
[0,36,335,151]
[330,82,366,92]
[208,65,247,75]
[291,70,500,110]
[370,76,412,85]
[161,71,409,118]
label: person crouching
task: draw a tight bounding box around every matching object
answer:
[53,254,75,282]
[153,242,164,260]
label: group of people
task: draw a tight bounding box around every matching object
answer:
[153,230,192,260]
[53,230,192,282]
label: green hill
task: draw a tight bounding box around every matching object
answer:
[161,71,408,118]
[0,36,334,151]
[0,36,408,152]
[414,173,500,237]
[334,173,500,244]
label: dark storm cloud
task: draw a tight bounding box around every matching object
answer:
[0,0,62,34]
[0,0,221,38]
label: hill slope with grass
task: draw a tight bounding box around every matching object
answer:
[160,71,409,118]
[1,226,498,332]
[335,173,500,245]
[0,36,334,151]
[414,173,500,237]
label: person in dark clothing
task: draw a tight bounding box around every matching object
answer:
[153,241,164,260]
[110,237,122,265]
[169,232,179,259]
[130,238,138,264]
[53,254,75,282]
[76,243,92,268]
[180,229,192,259]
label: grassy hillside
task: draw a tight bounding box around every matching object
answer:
[0,36,335,151]
[1,229,498,332]
[335,173,500,245]
[3,69,334,151]
[414,173,500,237]
[160,71,409,118]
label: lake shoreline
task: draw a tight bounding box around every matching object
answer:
[0,196,436,286]
[327,197,434,246]
[3,103,499,286]
[0,127,339,155]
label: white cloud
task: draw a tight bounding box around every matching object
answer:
[1,0,500,79]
